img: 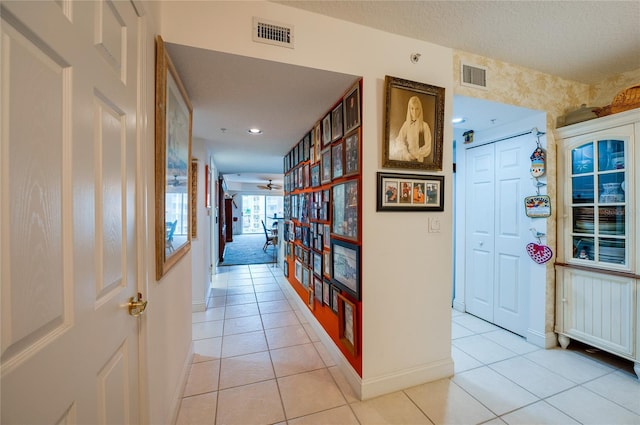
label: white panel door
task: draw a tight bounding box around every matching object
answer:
[465,138,529,336]
[1,1,142,424]
[465,144,495,321]
[493,142,529,335]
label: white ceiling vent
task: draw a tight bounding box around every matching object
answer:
[461,62,488,90]
[253,17,294,49]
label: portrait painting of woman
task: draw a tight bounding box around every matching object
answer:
[383,76,444,171]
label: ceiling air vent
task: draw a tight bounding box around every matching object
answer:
[461,63,488,90]
[253,17,294,49]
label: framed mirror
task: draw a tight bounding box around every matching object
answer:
[155,36,193,279]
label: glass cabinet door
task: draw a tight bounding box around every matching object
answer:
[570,138,627,266]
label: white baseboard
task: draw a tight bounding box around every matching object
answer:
[360,359,454,400]
[192,287,212,312]
[168,342,194,425]
[452,299,466,313]
[279,276,454,401]
[278,277,364,399]
[192,301,207,312]
[527,328,557,348]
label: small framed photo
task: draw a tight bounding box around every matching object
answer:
[331,239,360,301]
[332,179,358,241]
[302,265,310,287]
[322,113,332,149]
[303,135,309,162]
[295,259,302,284]
[303,163,310,188]
[323,249,331,279]
[343,129,360,177]
[331,102,343,142]
[323,224,330,248]
[337,292,357,356]
[322,279,331,306]
[383,75,444,171]
[283,260,289,277]
[331,285,341,314]
[377,172,444,212]
[313,251,322,277]
[331,141,344,180]
[343,83,361,135]
[307,285,314,311]
[321,149,332,184]
[310,164,320,187]
[314,276,323,303]
[314,121,322,162]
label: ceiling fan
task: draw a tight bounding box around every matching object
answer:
[257,179,282,191]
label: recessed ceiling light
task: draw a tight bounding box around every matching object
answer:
[452,117,466,124]
[248,128,262,134]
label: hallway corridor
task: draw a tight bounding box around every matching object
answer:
[176,264,640,424]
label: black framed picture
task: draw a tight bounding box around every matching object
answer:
[314,121,322,162]
[331,141,344,180]
[322,113,332,149]
[322,279,331,307]
[313,250,322,277]
[314,276,323,303]
[331,102,343,142]
[343,83,361,135]
[310,163,320,187]
[377,172,444,212]
[383,75,444,171]
[321,149,332,184]
[303,132,311,161]
[332,179,358,241]
[331,239,360,301]
[343,129,360,177]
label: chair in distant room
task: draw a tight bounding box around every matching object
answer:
[166,220,177,253]
[261,220,276,252]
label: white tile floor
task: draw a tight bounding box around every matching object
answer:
[176,264,640,425]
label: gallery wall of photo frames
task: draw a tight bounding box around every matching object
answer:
[282,79,363,373]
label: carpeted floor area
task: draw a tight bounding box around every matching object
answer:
[220,233,277,266]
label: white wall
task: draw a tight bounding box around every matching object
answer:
[138,2,194,424]
[160,1,454,399]
[191,138,212,311]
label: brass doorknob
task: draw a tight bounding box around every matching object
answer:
[128,292,148,317]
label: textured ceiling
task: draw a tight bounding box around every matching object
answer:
[166,2,640,188]
[277,1,640,84]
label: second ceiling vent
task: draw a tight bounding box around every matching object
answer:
[461,62,488,90]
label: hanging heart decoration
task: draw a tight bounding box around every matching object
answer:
[526,242,553,264]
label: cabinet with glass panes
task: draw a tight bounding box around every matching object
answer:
[570,138,627,266]
[555,108,639,379]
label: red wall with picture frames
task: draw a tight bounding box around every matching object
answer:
[282,79,363,375]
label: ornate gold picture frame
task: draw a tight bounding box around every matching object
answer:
[155,36,193,280]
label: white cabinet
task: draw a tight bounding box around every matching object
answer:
[555,108,640,378]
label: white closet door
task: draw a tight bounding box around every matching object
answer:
[493,141,529,335]
[465,138,529,336]
[465,144,495,322]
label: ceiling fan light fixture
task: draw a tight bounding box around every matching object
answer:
[248,128,262,134]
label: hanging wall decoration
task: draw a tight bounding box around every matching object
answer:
[526,228,553,264]
[524,194,551,218]
[530,129,546,177]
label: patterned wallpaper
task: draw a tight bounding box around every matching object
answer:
[590,68,640,107]
[452,50,639,337]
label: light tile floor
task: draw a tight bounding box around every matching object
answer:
[177,264,640,424]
